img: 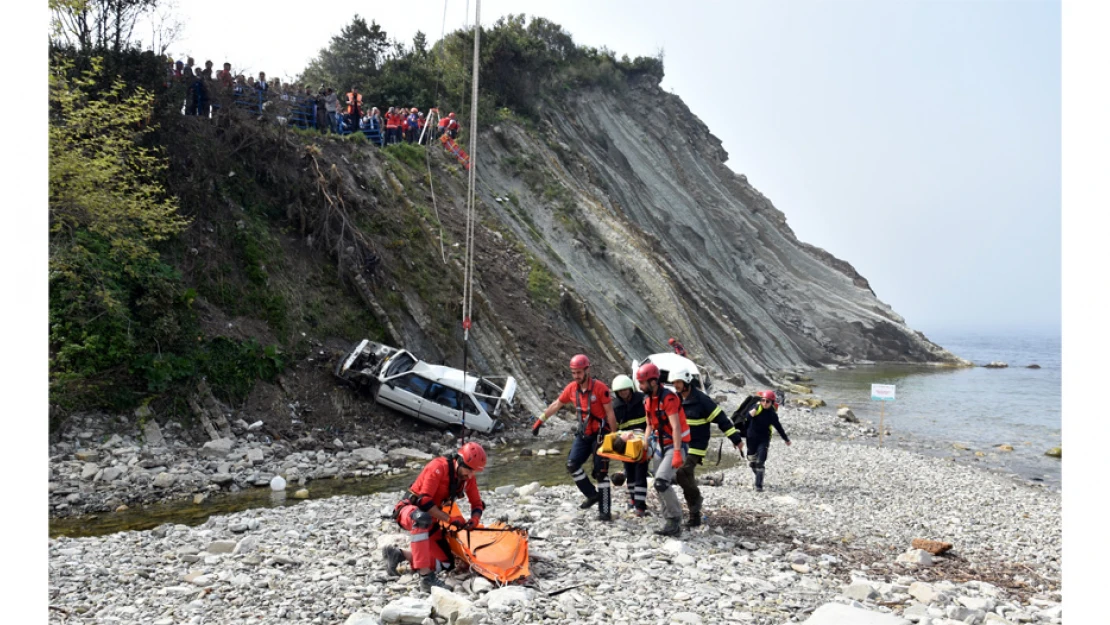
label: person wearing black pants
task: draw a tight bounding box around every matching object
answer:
[610,375,648,516]
[745,390,791,491]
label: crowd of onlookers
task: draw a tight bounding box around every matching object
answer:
[167,56,462,145]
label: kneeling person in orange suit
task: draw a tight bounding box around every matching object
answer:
[385,442,487,591]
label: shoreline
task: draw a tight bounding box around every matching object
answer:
[48,398,1061,624]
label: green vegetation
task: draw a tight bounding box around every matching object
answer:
[526,256,560,308]
[382,142,426,169]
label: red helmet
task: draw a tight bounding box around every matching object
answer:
[448,112,456,118]
[569,354,591,370]
[458,442,487,472]
[757,390,777,402]
[636,362,660,382]
[668,338,676,345]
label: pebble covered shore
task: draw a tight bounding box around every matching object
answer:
[48,403,1061,625]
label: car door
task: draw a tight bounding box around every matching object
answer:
[419,382,464,427]
[377,372,429,420]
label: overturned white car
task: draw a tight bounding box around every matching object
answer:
[335,340,516,434]
[631,352,712,392]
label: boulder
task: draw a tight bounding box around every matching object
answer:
[142,420,165,447]
[352,447,386,463]
[802,603,912,625]
[293,489,310,499]
[75,450,99,462]
[381,597,433,624]
[837,407,859,423]
[911,538,952,555]
[494,485,516,496]
[896,549,934,566]
[201,438,235,459]
[80,463,100,480]
[843,582,879,602]
[983,361,1008,368]
[518,482,541,497]
[246,448,265,464]
[152,472,176,488]
[100,466,124,482]
[387,447,434,462]
[996,444,1014,452]
[1044,447,1061,458]
[486,586,534,611]
[429,587,476,625]
[908,581,938,604]
[207,540,237,554]
[344,613,380,625]
[210,473,234,486]
[1026,364,1041,369]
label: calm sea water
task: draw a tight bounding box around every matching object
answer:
[805,330,1061,489]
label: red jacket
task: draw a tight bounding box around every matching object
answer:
[385,112,400,129]
[408,456,484,515]
[558,378,612,438]
[644,388,690,447]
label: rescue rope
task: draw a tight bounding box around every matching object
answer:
[459,0,483,443]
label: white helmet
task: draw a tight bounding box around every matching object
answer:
[611,374,635,393]
[670,366,694,385]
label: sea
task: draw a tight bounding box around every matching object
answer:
[804,329,1061,490]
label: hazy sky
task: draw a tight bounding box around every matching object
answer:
[155,0,1061,335]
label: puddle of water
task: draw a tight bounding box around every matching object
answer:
[49,440,745,539]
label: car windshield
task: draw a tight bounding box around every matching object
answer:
[383,352,416,378]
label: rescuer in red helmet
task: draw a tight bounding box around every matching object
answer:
[667,337,687,357]
[532,354,619,521]
[636,361,691,536]
[744,390,791,492]
[384,442,488,590]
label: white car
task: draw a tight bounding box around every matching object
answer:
[335,340,516,433]
[631,352,712,392]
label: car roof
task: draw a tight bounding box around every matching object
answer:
[411,361,485,394]
[645,353,701,375]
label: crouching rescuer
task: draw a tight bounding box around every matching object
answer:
[532,354,619,521]
[384,442,488,590]
[637,362,691,537]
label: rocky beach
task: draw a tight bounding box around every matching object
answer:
[47,399,1061,625]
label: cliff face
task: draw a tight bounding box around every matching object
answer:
[462,77,956,404]
[153,76,958,426]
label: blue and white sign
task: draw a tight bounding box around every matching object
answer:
[871,384,896,401]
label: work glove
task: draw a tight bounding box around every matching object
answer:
[449,516,466,530]
[671,449,683,470]
[531,416,545,436]
[465,516,480,530]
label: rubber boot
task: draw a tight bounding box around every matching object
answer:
[382,546,405,577]
[420,572,447,592]
[654,517,682,537]
[685,508,702,528]
[579,493,600,510]
[754,467,765,492]
[597,479,612,521]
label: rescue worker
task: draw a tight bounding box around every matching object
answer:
[637,362,690,536]
[745,390,791,492]
[668,337,687,357]
[446,112,460,139]
[384,442,487,591]
[611,374,649,516]
[670,365,744,527]
[532,354,619,521]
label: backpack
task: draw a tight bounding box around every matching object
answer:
[730,394,759,435]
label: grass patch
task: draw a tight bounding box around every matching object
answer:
[527,256,560,308]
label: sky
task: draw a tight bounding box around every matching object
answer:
[149,0,1063,336]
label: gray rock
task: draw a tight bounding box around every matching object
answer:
[352,447,386,463]
[100,466,123,482]
[201,438,235,459]
[207,540,237,554]
[494,485,516,496]
[958,596,994,612]
[381,597,433,624]
[142,420,165,446]
[802,603,912,624]
[345,613,380,625]
[486,586,534,611]
[210,473,234,486]
[152,472,176,488]
[843,582,879,602]
[246,448,265,464]
[909,582,939,604]
[896,549,934,566]
[518,482,542,497]
[670,613,703,625]
[428,587,476,625]
[837,407,860,423]
[387,447,433,462]
[80,463,99,480]
[75,451,99,462]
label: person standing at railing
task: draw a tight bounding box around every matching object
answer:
[406,108,420,143]
[323,87,338,133]
[385,107,401,145]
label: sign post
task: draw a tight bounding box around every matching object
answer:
[870,384,896,447]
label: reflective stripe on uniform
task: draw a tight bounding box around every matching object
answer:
[689,447,708,456]
[619,417,646,429]
[410,532,429,542]
[724,427,738,437]
[686,418,710,426]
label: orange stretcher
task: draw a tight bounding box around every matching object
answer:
[595,432,649,463]
[440,504,530,585]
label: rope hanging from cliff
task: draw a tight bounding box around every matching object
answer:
[459,0,482,443]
